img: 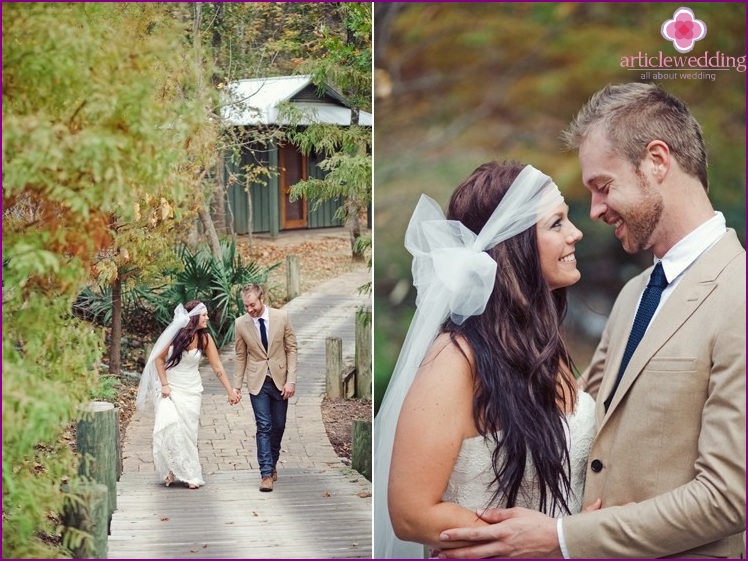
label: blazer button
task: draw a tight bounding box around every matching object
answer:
[590,459,603,472]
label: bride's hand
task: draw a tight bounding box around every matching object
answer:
[583,498,602,512]
[161,384,171,398]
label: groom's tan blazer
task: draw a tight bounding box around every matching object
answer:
[566,230,745,558]
[233,307,298,396]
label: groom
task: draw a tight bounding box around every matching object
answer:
[438,83,745,558]
[234,283,298,492]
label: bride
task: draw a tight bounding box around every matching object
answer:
[136,300,239,489]
[373,161,597,558]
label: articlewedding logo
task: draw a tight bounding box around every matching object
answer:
[660,7,706,54]
[619,5,745,81]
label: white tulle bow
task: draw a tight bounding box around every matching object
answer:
[407,196,499,324]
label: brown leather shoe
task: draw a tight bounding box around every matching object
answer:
[259,477,273,492]
[272,469,278,482]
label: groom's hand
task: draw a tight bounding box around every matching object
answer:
[436,507,561,559]
[281,382,295,399]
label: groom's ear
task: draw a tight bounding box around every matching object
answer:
[644,140,670,183]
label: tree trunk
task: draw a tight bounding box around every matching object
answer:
[346,199,365,262]
[193,2,224,261]
[212,151,228,235]
[347,102,365,262]
[198,205,223,260]
[246,179,253,249]
[109,276,122,375]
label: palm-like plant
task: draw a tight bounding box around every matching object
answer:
[153,239,278,348]
[74,239,277,349]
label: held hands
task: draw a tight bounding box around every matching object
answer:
[228,388,242,405]
[435,499,603,559]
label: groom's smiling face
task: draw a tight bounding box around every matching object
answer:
[536,202,583,290]
[242,293,265,318]
[580,129,665,255]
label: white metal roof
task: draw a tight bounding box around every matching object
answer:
[221,75,372,127]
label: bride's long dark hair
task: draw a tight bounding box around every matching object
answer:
[444,161,577,515]
[166,300,209,370]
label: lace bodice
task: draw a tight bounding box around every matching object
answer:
[442,391,596,515]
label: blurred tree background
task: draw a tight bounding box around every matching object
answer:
[373,2,745,412]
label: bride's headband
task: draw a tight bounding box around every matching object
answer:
[135,302,207,411]
[373,164,564,558]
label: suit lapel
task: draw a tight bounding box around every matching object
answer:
[595,277,645,424]
[604,278,716,417]
[266,308,280,352]
[603,231,742,419]
[243,314,264,353]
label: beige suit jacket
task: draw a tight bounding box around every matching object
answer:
[566,230,746,558]
[233,307,298,396]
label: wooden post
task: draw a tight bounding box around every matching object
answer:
[326,337,343,399]
[62,481,109,559]
[114,407,122,482]
[351,419,372,481]
[286,255,300,301]
[355,308,372,399]
[76,401,117,522]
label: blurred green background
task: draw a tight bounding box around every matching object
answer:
[373,2,746,413]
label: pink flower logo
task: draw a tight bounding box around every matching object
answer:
[661,7,707,53]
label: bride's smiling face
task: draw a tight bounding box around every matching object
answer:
[197,310,209,329]
[536,203,583,290]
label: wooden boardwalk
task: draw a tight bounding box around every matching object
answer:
[108,268,372,558]
[109,469,371,558]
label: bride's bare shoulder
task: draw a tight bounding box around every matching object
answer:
[422,332,475,373]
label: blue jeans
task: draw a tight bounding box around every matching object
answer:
[249,378,288,478]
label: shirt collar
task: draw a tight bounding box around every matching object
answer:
[252,306,269,324]
[657,211,726,282]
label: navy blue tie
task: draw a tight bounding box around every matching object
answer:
[258,318,268,351]
[604,262,669,411]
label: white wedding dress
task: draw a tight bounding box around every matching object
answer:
[442,390,597,516]
[152,348,205,487]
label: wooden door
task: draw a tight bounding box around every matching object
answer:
[280,143,307,230]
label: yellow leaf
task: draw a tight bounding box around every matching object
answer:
[160,198,173,220]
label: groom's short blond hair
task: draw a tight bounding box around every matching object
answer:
[241,283,265,300]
